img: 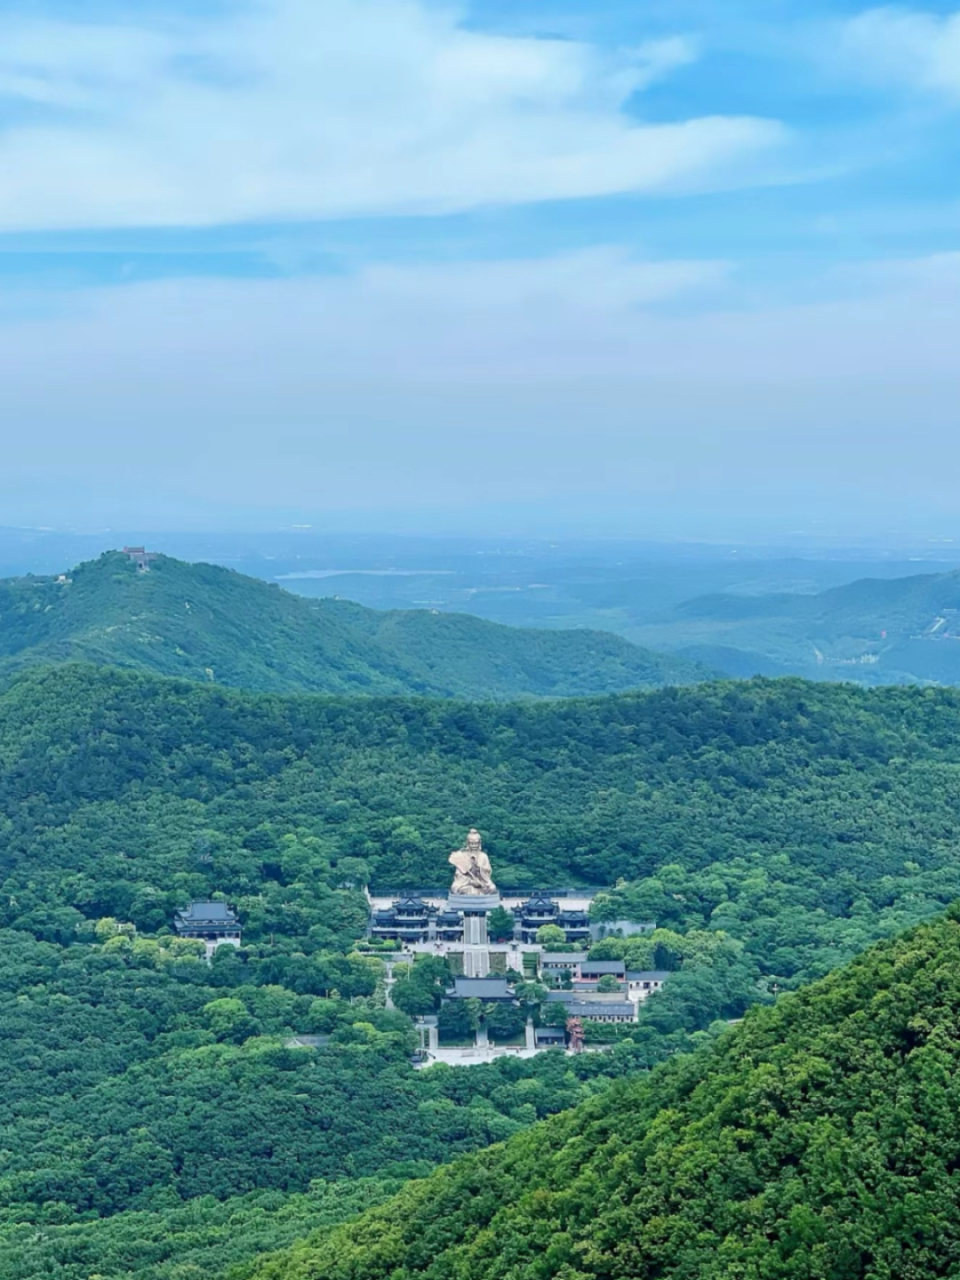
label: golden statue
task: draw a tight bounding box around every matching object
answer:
[448,828,497,896]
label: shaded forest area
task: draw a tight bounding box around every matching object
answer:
[245,908,960,1280]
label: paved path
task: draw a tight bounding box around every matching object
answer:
[417,1046,540,1068]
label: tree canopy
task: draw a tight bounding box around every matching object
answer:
[242,906,960,1280]
[4,666,960,1277]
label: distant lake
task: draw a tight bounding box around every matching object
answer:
[277,569,456,579]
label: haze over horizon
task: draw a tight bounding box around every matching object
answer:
[2,0,959,535]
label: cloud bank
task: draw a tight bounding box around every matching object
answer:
[841,6,960,99]
[0,0,784,230]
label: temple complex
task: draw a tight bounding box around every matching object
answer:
[369,828,669,1061]
[369,827,595,962]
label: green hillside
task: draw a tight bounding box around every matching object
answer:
[242,907,960,1280]
[631,568,960,684]
[0,551,703,697]
[4,670,960,1278]
[5,665,960,980]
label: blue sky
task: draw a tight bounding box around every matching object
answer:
[1,0,959,534]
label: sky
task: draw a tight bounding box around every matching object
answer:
[1,0,959,536]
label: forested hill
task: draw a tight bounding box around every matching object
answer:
[243,907,960,1280]
[6,669,960,1277]
[5,664,960,989]
[0,551,703,697]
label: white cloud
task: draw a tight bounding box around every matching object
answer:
[0,246,734,384]
[841,6,960,98]
[0,0,783,230]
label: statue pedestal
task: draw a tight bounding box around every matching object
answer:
[447,894,501,913]
[448,893,499,950]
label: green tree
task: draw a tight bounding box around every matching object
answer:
[438,998,480,1042]
[513,981,548,1009]
[536,924,567,948]
[391,956,450,1018]
[486,907,515,942]
[483,1002,525,1041]
[201,997,261,1043]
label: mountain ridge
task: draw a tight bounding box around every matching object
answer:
[0,550,706,699]
[631,566,960,684]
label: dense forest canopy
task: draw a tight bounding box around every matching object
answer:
[0,925,647,1280]
[242,907,960,1280]
[0,551,703,697]
[3,663,960,985]
[6,665,960,1277]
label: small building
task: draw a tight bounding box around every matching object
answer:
[370,897,471,945]
[540,951,588,981]
[122,546,157,570]
[626,970,671,1000]
[370,896,434,943]
[555,908,591,944]
[535,1025,566,1048]
[174,901,241,958]
[517,892,560,941]
[579,960,626,981]
[545,989,627,1005]
[448,976,514,1002]
[435,909,464,942]
[518,894,591,944]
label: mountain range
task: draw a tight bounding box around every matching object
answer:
[629,567,960,684]
[14,549,960,694]
[0,550,704,699]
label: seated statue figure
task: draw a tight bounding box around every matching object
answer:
[448,828,497,896]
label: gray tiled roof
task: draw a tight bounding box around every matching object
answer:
[176,901,237,922]
[450,977,513,1000]
[579,961,626,976]
[563,1002,635,1019]
[625,970,672,982]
